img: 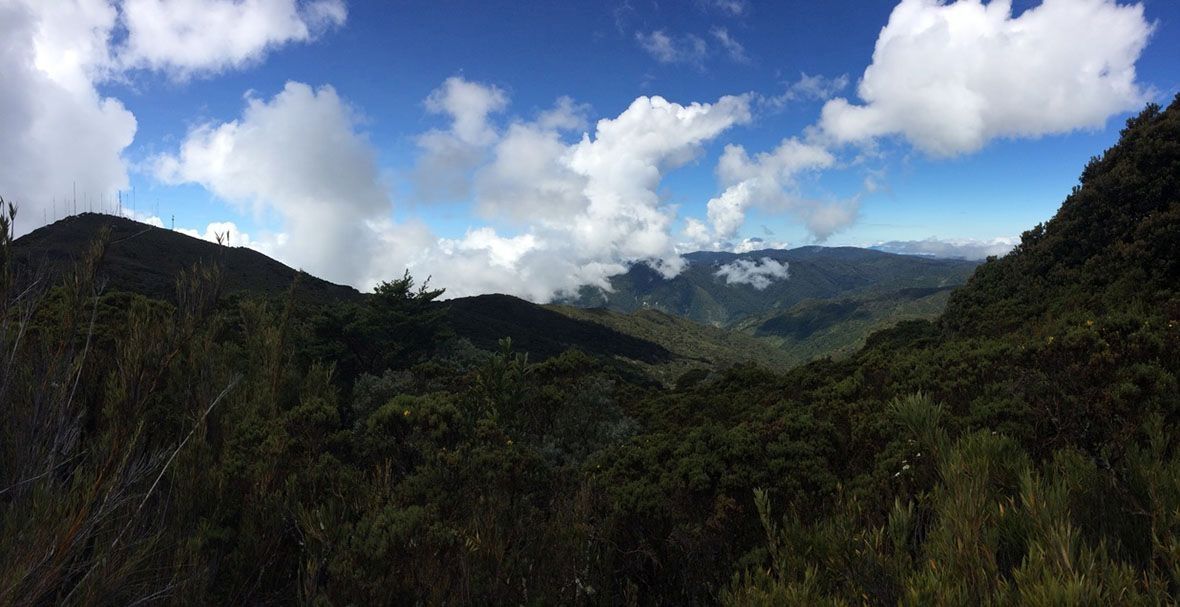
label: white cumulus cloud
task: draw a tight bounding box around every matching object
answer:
[0,0,347,236]
[118,0,346,78]
[706,138,850,242]
[413,76,509,201]
[0,0,136,234]
[729,237,788,254]
[452,91,754,299]
[153,77,754,302]
[715,257,790,289]
[155,82,387,285]
[820,0,1154,156]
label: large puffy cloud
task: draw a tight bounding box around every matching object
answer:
[820,0,1153,156]
[562,94,753,273]
[0,1,136,234]
[703,138,851,243]
[730,237,789,254]
[439,91,755,299]
[413,77,508,201]
[472,98,588,225]
[154,78,754,301]
[118,0,346,77]
[155,82,387,285]
[721,0,1154,243]
[0,0,346,236]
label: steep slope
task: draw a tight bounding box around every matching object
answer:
[784,97,1180,460]
[942,100,1180,336]
[564,246,978,327]
[586,101,1180,601]
[12,213,362,304]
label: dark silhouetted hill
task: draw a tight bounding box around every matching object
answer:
[12,213,362,304]
[12,213,677,365]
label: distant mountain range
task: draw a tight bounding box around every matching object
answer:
[552,246,978,367]
[562,246,978,327]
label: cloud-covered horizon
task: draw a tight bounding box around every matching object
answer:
[871,236,1019,260]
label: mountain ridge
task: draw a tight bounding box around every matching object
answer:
[11,212,363,305]
[564,244,979,329]
[14,213,979,370]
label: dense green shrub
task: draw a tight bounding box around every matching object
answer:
[1,97,1178,604]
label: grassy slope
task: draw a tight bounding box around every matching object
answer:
[733,285,957,362]
[548,304,795,381]
[444,294,675,365]
[554,282,964,374]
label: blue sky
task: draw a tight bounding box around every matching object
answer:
[3,0,1178,299]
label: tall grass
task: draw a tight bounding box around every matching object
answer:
[0,201,237,604]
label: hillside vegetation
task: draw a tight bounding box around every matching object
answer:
[0,97,1177,605]
[561,245,978,368]
[564,246,977,327]
[548,304,797,380]
[734,285,957,363]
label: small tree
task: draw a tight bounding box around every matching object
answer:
[308,270,451,385]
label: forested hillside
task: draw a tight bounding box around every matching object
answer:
[0,97,1177,605]
[732,285,957,364]
[548,304,797,380]
[564,246,977,327]
[560,245,978,368]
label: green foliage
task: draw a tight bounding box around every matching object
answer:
[306,269,450,385]
[550,304,796,381]
[475,337,531,422]
[1,98,1178,604]
[740,286,960,366]
[727,396,1180,606]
